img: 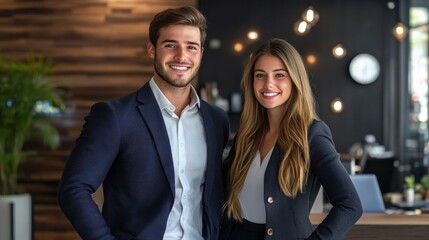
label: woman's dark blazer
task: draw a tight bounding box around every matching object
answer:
[222,120,363,240]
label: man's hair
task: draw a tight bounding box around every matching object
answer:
[149,6,207,47]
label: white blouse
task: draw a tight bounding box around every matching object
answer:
[238,147,274,223]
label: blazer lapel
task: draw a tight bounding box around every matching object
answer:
[136,84,175,197]
[265,145,281,191]
[200,103,216,192]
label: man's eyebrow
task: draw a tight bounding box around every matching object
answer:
[160,39,178,44]
[160,39,201,47]
[186,41,200,47]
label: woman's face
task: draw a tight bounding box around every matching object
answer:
[253,55,292,111]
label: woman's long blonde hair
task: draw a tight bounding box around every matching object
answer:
[225,38,319,221]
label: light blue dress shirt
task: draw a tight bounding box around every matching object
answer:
[149,79,207,240]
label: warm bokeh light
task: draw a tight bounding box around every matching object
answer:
[247,31,259,40]
[294,19,311,36]
[306,54,317,65]
[332,44,347,59]
[331,98,344,113]
[302,6,319,26]
[392,22,408,41]
[234,42,243,52]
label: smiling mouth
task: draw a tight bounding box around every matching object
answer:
[170,65,190,71]
[263,92,279,97]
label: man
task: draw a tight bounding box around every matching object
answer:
[58,6,230,240]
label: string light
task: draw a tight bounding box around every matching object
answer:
[331,98,344,113]
[306,54,317,65]
[247,31,259,40]
[332,44,347,59]
[234,42,243,52]
[392,0,408,41]
[302,5,319,26]
[294,0,319,36]
[294,19,311,36]
[393,22,407,40]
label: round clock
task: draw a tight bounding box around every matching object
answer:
[349,53,380,84]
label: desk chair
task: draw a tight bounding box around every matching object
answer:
[350,174,385,213]
[360,155,396,193]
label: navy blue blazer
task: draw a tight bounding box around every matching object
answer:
[222,120,362,240]
[58,82,230,240]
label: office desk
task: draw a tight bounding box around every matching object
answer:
[310,213,429,239]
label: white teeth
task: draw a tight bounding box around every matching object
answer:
[171,65,188,70]
[263,92,278,97]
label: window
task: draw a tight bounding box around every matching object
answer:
[407,2,429,182]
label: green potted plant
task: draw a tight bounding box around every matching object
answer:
[0,55,63,240]
[404,175,415,203]
[420,175,429,200]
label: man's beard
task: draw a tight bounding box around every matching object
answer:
[153,58,199,88]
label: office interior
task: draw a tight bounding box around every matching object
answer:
[1,0,429,239]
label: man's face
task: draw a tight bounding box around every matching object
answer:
[147,25,203,88]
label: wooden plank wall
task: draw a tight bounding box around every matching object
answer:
[0,0,197,239]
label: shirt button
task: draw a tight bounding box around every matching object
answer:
[183,194,187,200]
[180,169,184,174]
[267,196,274,203]
[267,228,273,236]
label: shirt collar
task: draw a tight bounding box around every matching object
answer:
[149,78,201,113]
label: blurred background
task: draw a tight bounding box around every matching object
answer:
[0,0,428,239]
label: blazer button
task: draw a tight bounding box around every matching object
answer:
[267,227,274,236]
[267,196,274,203]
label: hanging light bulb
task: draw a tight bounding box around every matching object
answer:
[392,21,407,41]
[302,5,319,26]
[233,42,244,52]
[332,44,347,59]
[391,0,407,41]
[331,98,344,113]
[247,31,259,40]
[306,54,317,65]
[294,0,319,36]
[294,19,311,36]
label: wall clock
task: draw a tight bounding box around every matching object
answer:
[349,53,380,85]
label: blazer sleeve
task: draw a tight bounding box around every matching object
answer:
[307,121,363,240]
[58,102,119,240]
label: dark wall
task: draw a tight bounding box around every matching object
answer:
[199,0,396,153]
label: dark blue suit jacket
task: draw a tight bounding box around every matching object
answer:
[58,82,230,240]
[222,120,362,239]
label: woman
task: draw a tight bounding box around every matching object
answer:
[221,38,362,240]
